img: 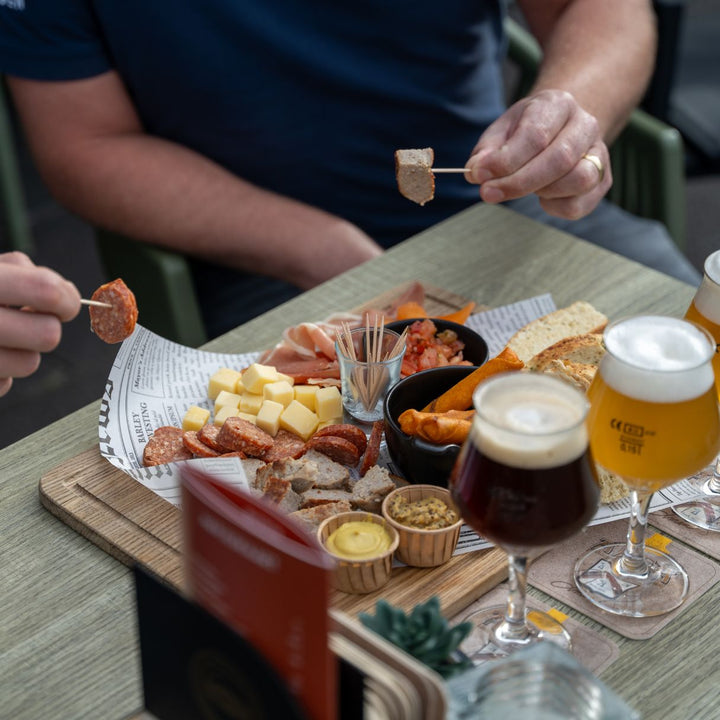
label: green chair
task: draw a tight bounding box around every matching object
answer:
[95,228,208,347]
[505,16,687,251]
[0,78,33,254]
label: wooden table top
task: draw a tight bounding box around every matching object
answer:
[1,203,706,719]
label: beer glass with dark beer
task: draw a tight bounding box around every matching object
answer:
[451,372,599,656]
[673,249,720,531]
[574,315,720,617]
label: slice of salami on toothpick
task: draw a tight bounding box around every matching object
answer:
[88,278,138,344]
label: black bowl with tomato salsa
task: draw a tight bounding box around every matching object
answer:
[383,365,482,487]
[386,318,488,376]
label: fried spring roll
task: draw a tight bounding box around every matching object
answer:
[421,346,524,412]
[398,409,474,445]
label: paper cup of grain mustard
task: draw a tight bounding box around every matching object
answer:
[381,485,463,567]
[317,511,399,594]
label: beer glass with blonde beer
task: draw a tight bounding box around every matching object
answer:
[451,373,599,656]
[574,315,720,617]
[673,249,720,531]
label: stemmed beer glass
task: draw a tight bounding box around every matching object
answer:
[451,372,599,656]
[574,315,720,617]
[673,250,720,531]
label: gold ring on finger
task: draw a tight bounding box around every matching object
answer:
[582,153,605,183]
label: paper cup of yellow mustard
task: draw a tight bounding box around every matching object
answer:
[381,485,463,567]
[317,511,399,594]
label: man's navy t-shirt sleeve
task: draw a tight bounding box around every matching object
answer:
[0,1,110,80]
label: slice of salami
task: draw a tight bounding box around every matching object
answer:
[143,426,193,466]
[304,435,360,466]
[262,429,306,462]
[359,420,384,476]
[312,424,368,455]
[182,430,221,458]
[198,423,231,452]
[89,278,138,344]
[217,416,274,458]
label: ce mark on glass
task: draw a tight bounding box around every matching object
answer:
[610,418,645,438]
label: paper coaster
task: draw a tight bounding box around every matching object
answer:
[528,520,720,640]
[650,505,720,562]
[451,583,620,676]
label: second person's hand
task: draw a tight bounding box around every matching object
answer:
[0,252,81,397]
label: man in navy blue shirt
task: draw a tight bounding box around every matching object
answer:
[0,1,699,336]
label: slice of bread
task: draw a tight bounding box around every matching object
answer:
[507,302,608,363]
[526,333,605,371]
[526,332,606,392]
[596,466,629,504]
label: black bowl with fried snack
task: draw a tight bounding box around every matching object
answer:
[383,365,479,487]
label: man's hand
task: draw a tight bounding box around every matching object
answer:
[466,89,611,220]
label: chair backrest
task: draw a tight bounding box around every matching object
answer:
[0,78,33,254]
[607,109,686,252]
[95,228,208,347]
[504,16,687,251]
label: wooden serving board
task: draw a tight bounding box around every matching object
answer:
[39,282,506,618]
[39,448,506,617]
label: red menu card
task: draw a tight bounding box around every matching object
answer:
[181,464,337,720]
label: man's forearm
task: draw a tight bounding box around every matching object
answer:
[519,0,657,141]
[7,69,383,291]
[40,132,382,289]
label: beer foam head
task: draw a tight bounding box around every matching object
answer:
[470,372,589,469]
[602,315,715,402]
[705,250,720,285]
[695,250,720,323]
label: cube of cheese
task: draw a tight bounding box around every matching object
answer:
[263,380,294,407]
[214,390,242,415]
[182,405,211,432]
[317,417,344,431]
[234,374,245,393]
[280,400,319,441]
[239,392,264,415]
[256,400,284,436]
[294,384,318,411]
[276,372,295,386]
[214,405,240,426]
[316,385,343,422]
[214,407,257,427]
[208,367,242,400]
[241,363,279,394]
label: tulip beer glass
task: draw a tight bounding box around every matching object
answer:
[451,372,599,656]
[673,249,720,531]
[574,316,720,617]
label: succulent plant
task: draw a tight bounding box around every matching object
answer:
[359,596,473,679]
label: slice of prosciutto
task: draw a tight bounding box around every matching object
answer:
[259,343,341,384]
[259,285,428,384]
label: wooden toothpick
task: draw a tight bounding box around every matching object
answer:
[81,298,113,309]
